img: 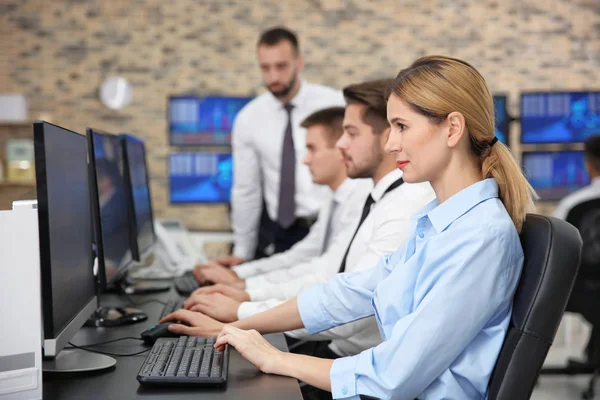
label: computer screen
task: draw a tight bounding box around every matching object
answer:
[121,135,156,259]
[521,91,600,143]
[87,129,134,289]
[493,95,510,146]
[169,152,233,203]
[169,95,252,146]
[33,121,96,342]
[522,150,590,201]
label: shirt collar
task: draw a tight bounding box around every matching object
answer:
[332,178,356,203]
[268,80,308,109]
[421,178,499,233]
[371,169,403,202]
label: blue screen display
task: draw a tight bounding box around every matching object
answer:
[493,95,509,146]
[169,152,233,203]
[522,151,590,201]
[169,96,252,146]
[521,92,600,143]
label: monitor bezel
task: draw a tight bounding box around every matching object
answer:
[120,134,157,260]
[87,128,136,290]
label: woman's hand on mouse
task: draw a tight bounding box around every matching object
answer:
[159,309,225,337]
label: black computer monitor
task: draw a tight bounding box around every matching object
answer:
[121,135,156,260]
[493,94,510,146]
[522,150,590,201]
[521,91,600,144]
[86,129,149,327]
[168,95,253,146]
[169,152,233,203]
[87,129,136,290]
[34,121,114,371]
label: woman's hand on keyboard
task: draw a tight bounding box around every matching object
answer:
[214,325,282,374]
[159,309,225,337]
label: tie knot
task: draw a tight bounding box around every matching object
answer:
[283,104,294,113]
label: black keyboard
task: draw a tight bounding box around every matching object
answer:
[173,271,200,295]
[137,336,230,386]
[159,296,185,320]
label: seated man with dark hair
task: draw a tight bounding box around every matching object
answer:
[554,135,600,369]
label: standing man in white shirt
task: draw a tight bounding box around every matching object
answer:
[207,27,345,269]
[193,107,372,288]
[178,80,436,361]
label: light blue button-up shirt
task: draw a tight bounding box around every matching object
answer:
[297,179,524,399]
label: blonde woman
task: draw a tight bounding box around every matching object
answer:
[163,56,536,399]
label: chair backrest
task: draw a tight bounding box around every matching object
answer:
[488,214,582,400]
[566,198,600,277]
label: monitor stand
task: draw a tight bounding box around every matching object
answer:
[84,305,148,328]
[42,349,116,373]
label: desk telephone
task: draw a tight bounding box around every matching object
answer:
[129,219,206,279]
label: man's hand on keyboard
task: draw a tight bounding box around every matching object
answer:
[159,309,225,337]
[214,255,246,268]
[193,263,245,287]
[184,293,240,323]
[187,283,250,303]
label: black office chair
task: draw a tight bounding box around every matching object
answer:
[488,214,582,400]
[540,199,600,398]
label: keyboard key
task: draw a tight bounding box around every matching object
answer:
[151,343,162,354]
[177,348,194,376]
[187,337,198,347]
[196,337,206,346]
[188,349,203,377]
[211,352,223,377]
[176,337,187,347]
[140,363,152,376]
[199,349,213,377]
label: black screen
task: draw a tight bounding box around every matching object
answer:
[90,130,133,284]
[123,136,156,255]
[34,122,96,338]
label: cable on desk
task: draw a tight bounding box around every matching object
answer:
[68,341,151,357]
[67,336,144,348]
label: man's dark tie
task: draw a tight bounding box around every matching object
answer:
[338,194,375,273]
[277,104,296,228]
[338,178,404,273]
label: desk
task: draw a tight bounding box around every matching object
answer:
[43,289,303,400]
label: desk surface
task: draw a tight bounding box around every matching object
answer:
[43,289,303,400]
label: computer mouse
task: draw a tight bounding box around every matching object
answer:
[141,322,179,345]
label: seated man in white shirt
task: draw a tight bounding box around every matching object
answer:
[181,79,436,359]
[554,135,600,367]
[192,106,372,293]
[554,135,600,220]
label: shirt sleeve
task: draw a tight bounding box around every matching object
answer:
[296,247,404,335]
[237,298,285,320]
[230,113,263,260]
[328,226,523,400]
[248,198,416,301]
[232,212,326,279]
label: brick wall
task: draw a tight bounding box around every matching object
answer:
[1,0,600,228]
